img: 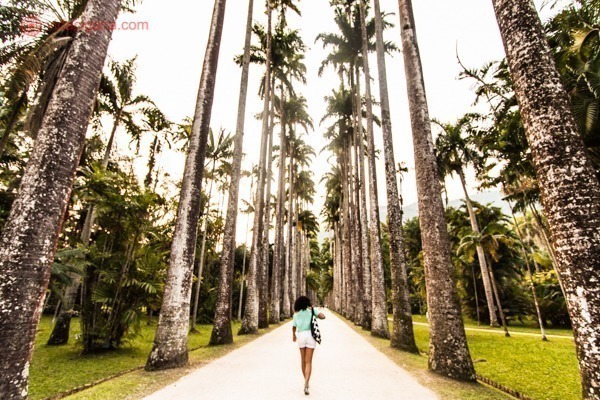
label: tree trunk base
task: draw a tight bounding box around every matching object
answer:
[145,349,188,371]
[429,365,477,382]
[258,320,269,329]
[47,312,73,345]
[390,339,419,354]
[370,329,390,340]
[209,324,233,346]
[237,326,259,335]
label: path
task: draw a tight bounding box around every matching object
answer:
[144,311,438,400]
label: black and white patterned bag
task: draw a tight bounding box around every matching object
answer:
[310,308,321,344]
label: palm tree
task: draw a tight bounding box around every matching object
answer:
[321,87,353,318]
[259,97,276,329]
[457,218,512,337]
[435,116,499,327]
[395,0,475,380]
[317,3,395,324]
[239,0,274,336]
[210,0,255,345]
[146,0,227,371]
[191,128,233,332]
[49,57,155,345]
[358,0,389,339]
[372,0,417,352]
[492,1,600,396]
[270,116,286,323]
[0,0,121,396]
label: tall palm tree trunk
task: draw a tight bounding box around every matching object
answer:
[340,144,352,318]
[0,0,121,395]
[281,170,291,318]
[509,208,546,340]
[146,0,227,370]
[354,64,373,330]
[372,0,418,353]
[285,149,296,316]
[191,168,216,331]
[396,0,475,380]
[239,2,272,335]
[351,88,364,326]
[238,177,254,321]
[334,222,342,312]
[259,95,276,329]
[493,2,600,396]
[358,0,389,339]
[486,257,510,337]
[457,168,499,327]
[270,112,286,324]
[210,0,254,345]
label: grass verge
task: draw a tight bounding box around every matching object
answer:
[30,316,274,400]
[340,316,513,400]
[349,314,580,400]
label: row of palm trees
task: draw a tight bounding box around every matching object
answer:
[319,0,599,396]
[0,1,598,400]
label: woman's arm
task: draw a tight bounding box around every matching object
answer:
[292,326,297,342]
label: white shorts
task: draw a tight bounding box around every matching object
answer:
[297,330,316,349]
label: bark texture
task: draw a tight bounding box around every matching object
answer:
[146,0,226,370]
[210,0,254,345]
[373,0,417,353]
[358,0,389,339]
[492,1,600,397]
[0,0,120,396]
[397,0,475,380]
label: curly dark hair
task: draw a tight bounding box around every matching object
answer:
[294,295,311,312]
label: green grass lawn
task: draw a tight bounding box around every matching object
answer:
[30,316,261,400]
[411,314,574,337]
[395,316,580,400]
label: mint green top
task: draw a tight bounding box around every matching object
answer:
[293,307,319,332]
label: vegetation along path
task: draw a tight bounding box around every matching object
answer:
[144,310,438,400]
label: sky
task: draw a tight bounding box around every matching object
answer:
[103,0,558,245]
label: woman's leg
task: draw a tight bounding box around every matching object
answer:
[299,348,306,379]
[304,348,314,387]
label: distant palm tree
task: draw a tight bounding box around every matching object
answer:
[146,0,227,371]
[435,116,499,327]
[191,128,233,332]
[49,57,157,346]
[0,0,122,395]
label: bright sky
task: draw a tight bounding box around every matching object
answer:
[104,0,557,244]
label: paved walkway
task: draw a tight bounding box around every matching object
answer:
[144,310,438,400]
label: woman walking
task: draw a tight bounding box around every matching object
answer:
[292,296,326,395]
